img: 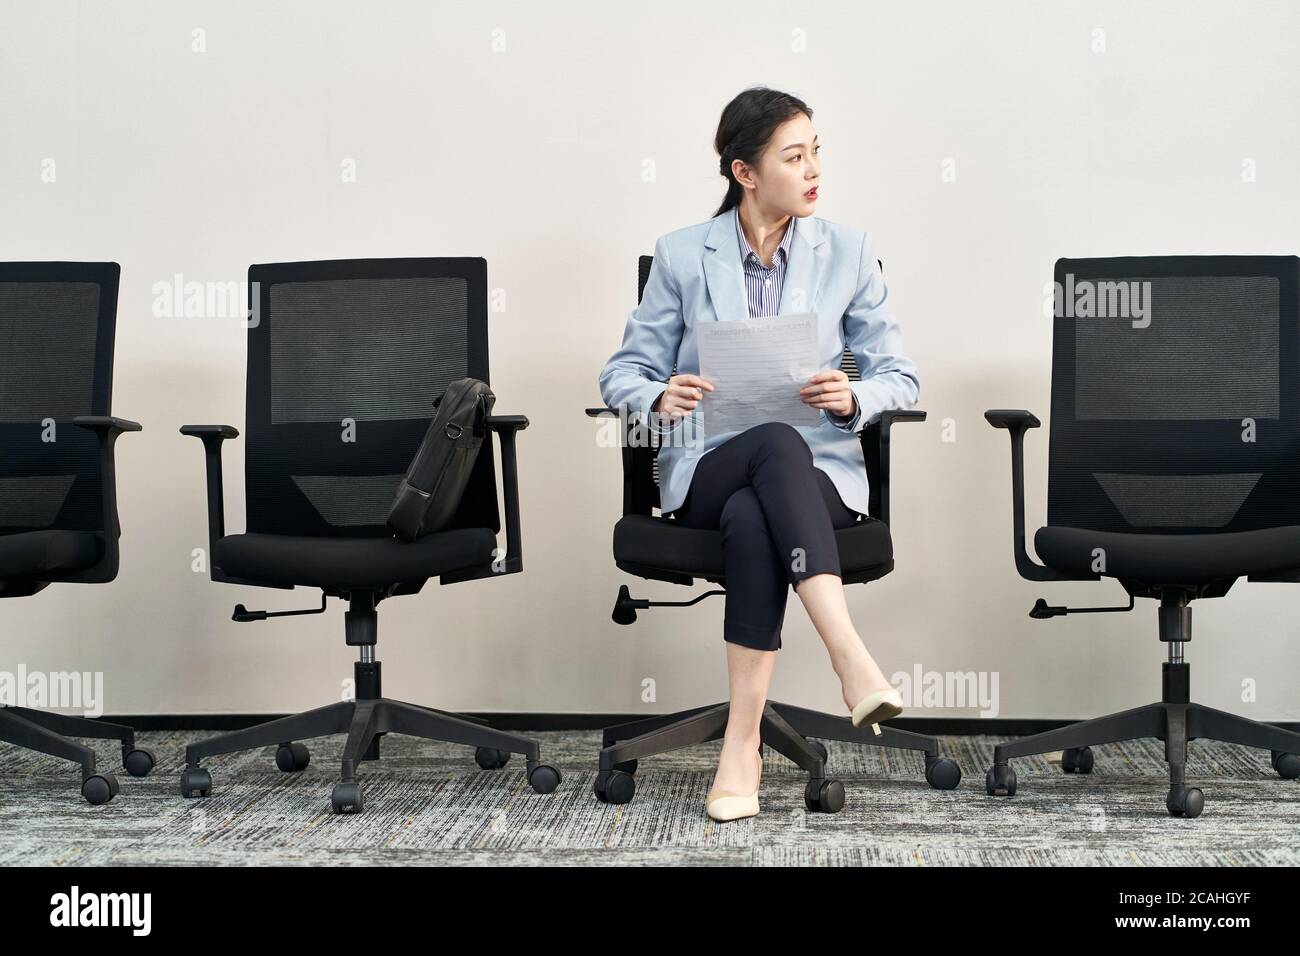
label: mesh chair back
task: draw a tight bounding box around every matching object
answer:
[245,258,499,537]
[0,262,119,535]
[1047,255,1300,534]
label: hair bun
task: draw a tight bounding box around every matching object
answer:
[719,143,737,177]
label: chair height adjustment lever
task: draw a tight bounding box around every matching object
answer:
[612,584,725,625]
[233,594,328,623]
[1030,595,1135,619]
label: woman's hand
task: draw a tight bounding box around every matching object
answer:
[654,373,715,420]
[800,369,855,418]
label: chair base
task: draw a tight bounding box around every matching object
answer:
[593,699,962,813]
[0,705,156,805]
[181,593,561,814]
[985,661,1300,818]
[180,693,562,814]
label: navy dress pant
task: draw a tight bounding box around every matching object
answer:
[670,422,863,651]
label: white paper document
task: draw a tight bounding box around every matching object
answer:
[696,311,822,437]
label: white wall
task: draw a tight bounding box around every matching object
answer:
[3,0,1299,721]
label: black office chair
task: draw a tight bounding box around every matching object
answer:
[986,255,1300,818]
[0,262,153,804]
[179,257,560,814]
[584,255,961,813]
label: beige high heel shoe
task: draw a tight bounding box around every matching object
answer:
[706,749,762,822]
[850,686,904,735]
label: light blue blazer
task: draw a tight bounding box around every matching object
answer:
[598,210,920,518]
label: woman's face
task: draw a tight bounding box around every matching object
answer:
[745,113,821,217]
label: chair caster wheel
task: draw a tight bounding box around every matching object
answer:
[985,764,1017,796]
[122,747,156,778]
[275,742,311,773]
[613,759,638,775]
[179,767,212,798]
[474,747,511,770]
[925,755,962,790]
[331,781,364,814]
[807,740,829,766]
[1061,746,1094,774]
[594,769,636,805]
[82,773,119,805]
[804,778,845,813]
[1272,751,1300,780]
[527,763,561,794]
[1167,786,1204,818]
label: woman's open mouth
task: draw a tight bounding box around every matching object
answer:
[804,187,819,199]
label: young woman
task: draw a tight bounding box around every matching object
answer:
[598,87,918,822]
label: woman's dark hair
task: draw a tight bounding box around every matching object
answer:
[713,87,813,217]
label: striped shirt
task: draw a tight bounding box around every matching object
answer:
[736,207,795,318]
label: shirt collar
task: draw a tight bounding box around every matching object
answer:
[736,208,795,268]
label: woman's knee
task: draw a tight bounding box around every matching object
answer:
[747,421,813,467]
[719,487,769,544]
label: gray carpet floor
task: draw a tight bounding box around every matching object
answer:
[0,729,1296,866]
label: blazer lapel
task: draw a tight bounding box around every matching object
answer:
[778,214,828,316]
[703,210,829,323]
[702,210,749,325]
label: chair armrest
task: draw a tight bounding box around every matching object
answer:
[859,409,926,526]
[985,409,1041,430]
[73,415,143,435]
[180,424,240,581]
[179,424,238,439]
[484,415,528,573]
[984,409,1096,583]
[483,414,529,432]
[71,415,142,542]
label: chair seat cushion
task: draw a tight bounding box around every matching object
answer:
[613,514,893,580]
[215,528,498,589]
[1034,525,1300,584]
[0,530,102,580]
